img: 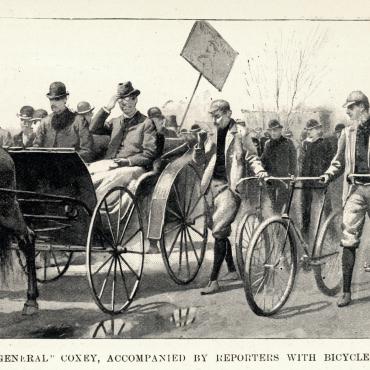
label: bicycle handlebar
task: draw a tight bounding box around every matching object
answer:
[348,174,370,178]
[236,176,323,188]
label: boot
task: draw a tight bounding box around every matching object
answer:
[337,292,351,307]
[200,281,220,295]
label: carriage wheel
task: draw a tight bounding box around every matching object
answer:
[87,186,144,315]
[235,212,261,278]
[16,247,73,283]
[313,211,342,296]
[244,218,297,316]
[160,163,207,285]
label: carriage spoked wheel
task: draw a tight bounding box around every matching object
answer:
[313,211,342,296]
[235,212,261,278]
[87,186,144,315]
[244,218,297,316]
[160,163,208,285]
[16,245,73,283]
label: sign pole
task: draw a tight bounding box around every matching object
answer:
[178,72,202,130]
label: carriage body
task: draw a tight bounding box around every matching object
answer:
[8,140,208,314]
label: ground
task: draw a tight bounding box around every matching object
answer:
[1,226,370,339]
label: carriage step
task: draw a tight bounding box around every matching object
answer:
[23,214,71,221]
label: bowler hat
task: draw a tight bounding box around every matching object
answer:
[267,120,283,130]
[305,119,322,130]
[117,81,140,99]
[46,81,69,99]
[147,107,163,119]
[31,108,48,122]
[76,101,94,115]
[17,106,34,120]
[343,91,369,108]
[166,115,178,129]
[334,123,346,133]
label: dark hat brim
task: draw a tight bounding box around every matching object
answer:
[46,92,69,99]
[305,124,322,130]
[118,89,141,99]
[17,113,33,120]
[267,125,283,130]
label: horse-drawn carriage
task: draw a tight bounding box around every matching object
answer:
[8,139,208,315]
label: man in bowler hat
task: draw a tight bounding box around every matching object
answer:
[301,119,334,241]
[194,99,267,294]
[33,82,94,162]
[13,106,36,148]
[261,119,297,214]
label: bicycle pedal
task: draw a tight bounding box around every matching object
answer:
[299,254,311,271]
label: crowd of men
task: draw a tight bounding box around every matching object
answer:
[5,79,369,307]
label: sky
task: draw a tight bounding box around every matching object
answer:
[1,19,370,133]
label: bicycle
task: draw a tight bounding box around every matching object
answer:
[237,176,342,316]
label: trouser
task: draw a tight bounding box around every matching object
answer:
[89,160,145,234]
[340,185,370,293]
[263,182,290,215]
[89,159,145,203]
[341,185,370,248]
[206,178,241,281]
[301,187,332,243]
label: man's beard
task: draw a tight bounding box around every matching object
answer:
[51,108,75,130]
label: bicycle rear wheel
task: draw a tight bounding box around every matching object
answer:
[244,217,297,316]
[313,211,342,296]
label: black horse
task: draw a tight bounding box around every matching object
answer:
[0,148,38,315]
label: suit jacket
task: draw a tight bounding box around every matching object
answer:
[261,136,297,177]
[33,111,94,162]
[13,131,36,148]
[90,108,158,168]
[193,119,265,195]
[325,124,367,205]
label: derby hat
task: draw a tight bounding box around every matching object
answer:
[117,81,140,99]
[17,106,34,120]
[76,101,94,115]
[46,81,69,99]
[31,108,48,122]
[166,115,178,129]
[147,107,163,119]
[334,123,346,133]
[343,91,369,109]
[305,119,322,130]
[267,119,283,130]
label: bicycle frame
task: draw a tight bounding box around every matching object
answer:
[237,176,330,260]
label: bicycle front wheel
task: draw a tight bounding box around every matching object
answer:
[244,217,297,316]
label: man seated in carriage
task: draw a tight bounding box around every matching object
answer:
[33,81,95,163]
[89,81,158,202]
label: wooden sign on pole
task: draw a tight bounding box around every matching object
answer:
[179,21,238,129]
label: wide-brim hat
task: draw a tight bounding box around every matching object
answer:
[267,119,283,130]
[17,105,34,120]
[46,81,69,99]
[343,90,369,108]
[76,101,94,115]
[117,81,140,99]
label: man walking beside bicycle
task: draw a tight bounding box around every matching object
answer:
[194,99,268,295]
[322,91,370,307]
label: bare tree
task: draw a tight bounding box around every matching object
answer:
[243,26,329,129]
